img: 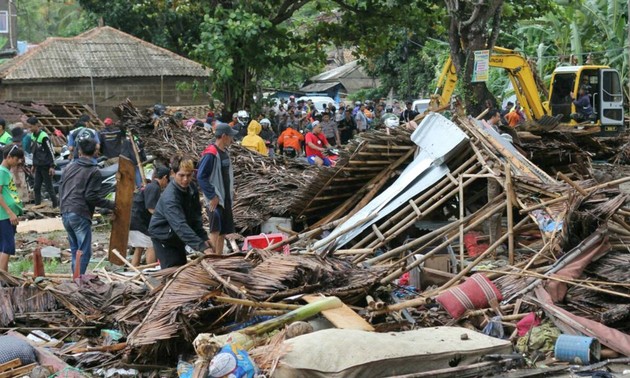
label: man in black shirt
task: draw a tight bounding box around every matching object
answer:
[399,101,419,123]
[149,158,212,268]
[28,117,58,208]
[98,118,124,159]
[337,109,357,144]
[129,166,170,266]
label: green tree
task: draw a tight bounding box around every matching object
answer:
[17,0,95,43]
[194,1,324,112]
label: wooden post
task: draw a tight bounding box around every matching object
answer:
[32,248,45,278]
[108,156,135,266]
[73,250,82,280]
[505,163,515,265]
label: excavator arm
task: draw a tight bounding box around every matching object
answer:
[435,47,551,121]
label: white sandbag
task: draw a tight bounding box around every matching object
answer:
[273,327,511,378]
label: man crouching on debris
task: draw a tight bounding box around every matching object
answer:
[149,157,212,268]
[197,123,238,255]
[59,137,115,275]
[0,145,24,271]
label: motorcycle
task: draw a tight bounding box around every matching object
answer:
[323,148,340,167]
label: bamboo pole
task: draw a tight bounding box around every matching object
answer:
[128,132,146,187]
[433,217,530,293]
[505,163,515,265]
[520,175,630,214]
[557,172,588,196]
[365,163,483,252]
[479,269,630,299]
[213,296,301,310]
[351,155,479,249]
[112,249,155,290]
[334,248,374,255]
[263,217,347,252]
[379,199,509,284]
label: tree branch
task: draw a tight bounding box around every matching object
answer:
[329,0,371,15]
[487,1,503,50]
[270,0,311,25]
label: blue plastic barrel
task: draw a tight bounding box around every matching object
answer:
[554,334,600,364]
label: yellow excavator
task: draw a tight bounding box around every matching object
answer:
[435,46,625,134]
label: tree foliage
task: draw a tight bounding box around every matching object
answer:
[79,0,619,113]
[194,1,324,111]
[17,0,95,43]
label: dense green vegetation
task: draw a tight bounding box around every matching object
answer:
[15,0,629,112]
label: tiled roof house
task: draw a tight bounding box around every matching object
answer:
[0,26,211,116]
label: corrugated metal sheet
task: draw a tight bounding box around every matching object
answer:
[299,82,341,92]
[0,27,210,81]
[309,60,359,81]
[314,113,470,250]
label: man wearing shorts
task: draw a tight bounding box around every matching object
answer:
[129,166,170,266]
[0,145,24,271]
[197,123,238,255]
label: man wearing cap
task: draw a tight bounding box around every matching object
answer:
[305,121,333,167]
[98,118,124,159]
[28,117,58,208]
[400,101,419,123]
[129,166,170,266]
[197,123,238,255]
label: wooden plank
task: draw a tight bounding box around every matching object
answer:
[0,359,20,373]
[303,295,374,331]
[108,156,135,265]
[17,217,64,233]
[0,363,35,378]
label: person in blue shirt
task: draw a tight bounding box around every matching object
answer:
[570,86,594,122]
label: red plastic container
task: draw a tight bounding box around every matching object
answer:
[242,233,290,254]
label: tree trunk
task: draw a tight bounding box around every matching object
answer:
[445,0,504,116]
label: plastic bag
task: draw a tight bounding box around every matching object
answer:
[208,344,258,378]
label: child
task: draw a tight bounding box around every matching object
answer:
[0,144,24,271]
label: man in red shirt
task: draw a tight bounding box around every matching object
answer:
[305,121,332,166]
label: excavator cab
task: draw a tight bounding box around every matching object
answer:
[548,66,624,134]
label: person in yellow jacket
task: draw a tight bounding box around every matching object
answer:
[241,119,268,156]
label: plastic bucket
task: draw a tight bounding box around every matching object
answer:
[554,334,600,364]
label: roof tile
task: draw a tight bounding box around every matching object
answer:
[0,26,210,80]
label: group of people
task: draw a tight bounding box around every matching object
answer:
[225,96,414,166]
[0,95,421,273]
[130,123,238,269]
[0,112,241,274]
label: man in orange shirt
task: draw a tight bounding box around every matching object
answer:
[277,123,304,158]
[504,105,524,127]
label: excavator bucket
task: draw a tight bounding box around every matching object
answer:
[534,114,563,130]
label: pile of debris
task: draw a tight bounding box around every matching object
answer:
[2,111,630,377]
